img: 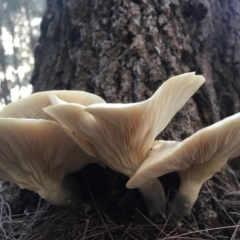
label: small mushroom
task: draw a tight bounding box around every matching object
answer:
[127,113,240,222]
[43,72,205,216]
[0,90,106,119]
[0,118,97,206]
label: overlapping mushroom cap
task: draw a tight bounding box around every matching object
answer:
[0,90,106,119]
[0,90,106,206]
[44,72,205,176]
[0,118,96,206]
[43,72,205,216]
[127,112,240,221]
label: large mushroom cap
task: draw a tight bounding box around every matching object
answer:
[43,72,205,217]
[0,90,106,120]
[44,72,205,176]
[127,112,240,189]
[0,118,96,206]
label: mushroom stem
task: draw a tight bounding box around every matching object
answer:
[138,178,166,217]
[168,155,229,222]
[61,175,82,206]
[168,179,202,223]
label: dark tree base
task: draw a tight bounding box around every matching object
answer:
[0,163,239,239]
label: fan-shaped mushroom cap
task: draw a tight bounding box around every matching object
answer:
[0,118,96,206]
[44,72,205,175]
[126,140,180,188]
[127,112,240,221]
[0,90,106,120]
[44,72,205,216]
[0,90,105,162]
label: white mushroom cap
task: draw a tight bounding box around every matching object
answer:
[126,140,180,188]
[0,90,106,119]
[0,118,96,206]
[127,113,240,188]
[0,90,105,164]
[44,72,205,176]
[127,112,240,221]
[43,72,204,217]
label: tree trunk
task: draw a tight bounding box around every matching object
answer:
[0,0,11,104]
[28,0,240,238]
[22,0,36,53]
[6,9,22,92]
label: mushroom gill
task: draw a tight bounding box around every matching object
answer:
[0,118,97,206]
[44,72,205,216]
[127,112,240,222]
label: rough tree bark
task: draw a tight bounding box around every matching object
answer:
[27,0,240,238]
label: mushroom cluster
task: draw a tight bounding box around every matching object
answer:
[127,112,240,221]
[0,73,238,223]
[43,72,204,216]
[0,90,106,206]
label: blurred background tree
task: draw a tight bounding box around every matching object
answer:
[0,0,45,107]
[1,0,240,239]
